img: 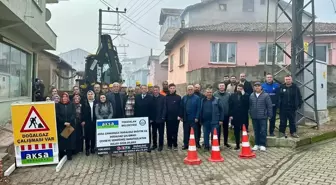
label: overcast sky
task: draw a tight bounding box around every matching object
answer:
[46,0,336,58]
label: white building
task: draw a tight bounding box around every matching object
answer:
[58,48,91,72]
[121,56,149,87]
[0,0,61,124]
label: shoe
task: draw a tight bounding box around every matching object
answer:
[196,144,201,149]
[234,146,240,150]
[85,150,90,156]
[252,145,259,151]
[147,149,151,153]
[98,154,103,157]
[182,146,188,150]
[269,133,275,137]
[67,155,72,160]
[204,146,210,151]
[90,149,95,154]
[158,147,163,152]
[151,146,157,150]
[224,143,232,149]
[291,133,299,138]
[173,146,178,151]
[259,146,267,151]
[167,146,172,150]
[278,132,287,138]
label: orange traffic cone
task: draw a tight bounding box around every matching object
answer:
[208,128,224,162]
[239,124,256,159]
[184,127,202,165]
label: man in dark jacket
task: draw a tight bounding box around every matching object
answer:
[106,82,126,118]
[223,75,230,91]
[278,75,303,138]
[249,82,273,152]
[262,73,280,136]
[237,73,253,95]
[229,84,249,150]
[194,84,205,147]
[134,85,153,152]
[151,85,166,151]
[213,82,231,148]
[165,83,181,150]
[179,85,201,150]
[200,88,224,150]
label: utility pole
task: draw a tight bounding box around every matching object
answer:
[98,7,127,45]
[118,44,129,59]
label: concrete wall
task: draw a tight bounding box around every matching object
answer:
[148,59,168,86]
[184,0,310,27]
[175,65,336,108]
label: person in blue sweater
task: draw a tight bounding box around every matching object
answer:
[261,73,280,136]
[179,85,201,150]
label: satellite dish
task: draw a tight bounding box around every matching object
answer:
[45,8,51,22]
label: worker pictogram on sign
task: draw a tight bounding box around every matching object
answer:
[20,106,49,132]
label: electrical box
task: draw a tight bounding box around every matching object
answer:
[304,60,327,111]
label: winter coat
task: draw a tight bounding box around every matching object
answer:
[213,91,230,117]
[180,94,201,122]
[151,94,166,123]
[200,97,224,124]
[278,83,303,111]
[249,92,273,120]
[95,102,113,120]
[82,100,97,140]
[165,92,181,121]
[56,102,76,151]
[229,92,249,125]
[134,93,153,120]
[262,81,280,106]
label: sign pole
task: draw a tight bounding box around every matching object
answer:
[109,154,113,167]
[135,152,138,165]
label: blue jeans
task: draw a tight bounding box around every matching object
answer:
[203,122,219,148]
[252,119,267,147]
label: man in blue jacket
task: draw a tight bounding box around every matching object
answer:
[262,73,280,136]
[179,85,201,150]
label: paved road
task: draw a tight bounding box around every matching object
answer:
[7,133,336,185]
[264,139,336,185]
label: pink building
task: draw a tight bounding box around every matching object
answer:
[165,22,336,85]
[147,55,168,87]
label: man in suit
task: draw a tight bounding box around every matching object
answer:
[106,82,126,118]
[134,85,153,152]
[151,85,166,151]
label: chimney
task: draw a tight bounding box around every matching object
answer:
[150,49,153,56]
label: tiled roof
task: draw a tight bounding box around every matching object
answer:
[165,22,336,54]
[180,22,336,33]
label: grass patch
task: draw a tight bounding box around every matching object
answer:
[311,131,336,143]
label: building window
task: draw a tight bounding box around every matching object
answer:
[210,42,237,63]
[260,0,266,5]
[259,42,285,64]
[308,44,329,63]
[243,0,254,12]
[179,46,185,66]
[219,4,227,11]
[169,55,174,71]
[0,42,30,100]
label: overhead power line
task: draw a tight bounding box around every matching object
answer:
[100,0,158,38]
[121,0,156,28]
[122,0,164,32]
[121,36,160,50]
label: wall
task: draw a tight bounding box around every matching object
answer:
[185,32,336,71]
[181,65,336,107]
[0,0,57,48]
[185,0,311,27]
[168,35,189,84]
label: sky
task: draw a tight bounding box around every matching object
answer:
[46,0,336,58]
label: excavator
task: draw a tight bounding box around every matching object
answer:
[78,34,122,92]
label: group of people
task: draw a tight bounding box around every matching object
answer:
[44,72,302,160]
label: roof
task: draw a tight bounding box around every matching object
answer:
[165,22,336,54]
[180,0,313,18]
[42,50,75,70]
[58,48,92,56]
[159,8,183,25]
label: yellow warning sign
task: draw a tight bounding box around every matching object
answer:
[304,42,309,52]
[323,71,326,79]
[11,102,58,145]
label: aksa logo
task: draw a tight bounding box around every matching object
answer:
[21,149,54,164]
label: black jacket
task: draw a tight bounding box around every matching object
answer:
[278,83,303,110]
[106,92,127,118]
[229,92,249,125]
[165,92,181,121]
[151,94,166,123]
[82,100,97,139]
[134,93,153,120]
[235,80,253,95]
[56,102,76,151]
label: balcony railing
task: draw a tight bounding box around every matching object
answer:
[160,16,181,40]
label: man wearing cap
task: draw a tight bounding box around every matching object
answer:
[136,81,141,87]
[249,82,273,152]
[147,83,154,95]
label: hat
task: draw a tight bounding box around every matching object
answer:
[136,81,140,85]
[121,84,127,88]
[109,84,113,87]
[148,83,153,87]
[254,82,261,86]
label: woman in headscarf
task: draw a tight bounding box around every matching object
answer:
[82,90,97,156]
[95,94,113,120]
[56,92,76,160]
[73,95,85,154]
[52,94,60,103]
